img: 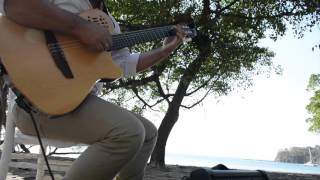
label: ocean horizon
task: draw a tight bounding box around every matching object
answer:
[52,148,320,175]
[166,153,320,175]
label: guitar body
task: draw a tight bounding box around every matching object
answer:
[0,9,122,115]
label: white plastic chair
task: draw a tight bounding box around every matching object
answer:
[0,89,77,180]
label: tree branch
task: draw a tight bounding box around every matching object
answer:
[185,78,212,96]
[222,8,311,20]
[48,147,58,156]
[48,152,82,155]
[104,74,158,90]
[131,87,160,111]
[181,86,213,109]
[155,77,171,104]
[186,65,223,96]
[216,0,240,14]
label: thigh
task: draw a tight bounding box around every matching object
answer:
[15,94,145,144]
[129,112,158,142]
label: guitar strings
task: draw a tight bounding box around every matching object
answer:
[50,26,172,47]
[48,24,190,50]
[47,26,173,52]
[63,26,171,47]
[60,25,171,46]
[49,31,170,52]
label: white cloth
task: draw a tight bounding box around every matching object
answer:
[0,0,140,95]
[0,0,4,15]
[48,0,92,14]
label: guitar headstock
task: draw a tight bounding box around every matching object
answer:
[173,13,197,40]
[168,23,198,41]
[182,23,197,39]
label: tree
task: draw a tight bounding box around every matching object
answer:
[306,74,320,132]
[103,0,320,166]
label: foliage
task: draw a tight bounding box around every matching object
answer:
[103,0,320,165]
[306,74,320,132]
[104,0,319,113]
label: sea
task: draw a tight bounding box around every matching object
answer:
[52,148,320,175]
[166,153,320,175]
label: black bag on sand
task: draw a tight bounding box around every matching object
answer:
[182,164,269,180]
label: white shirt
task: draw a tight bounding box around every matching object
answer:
[0,0,140,95]
[0,0,3,15]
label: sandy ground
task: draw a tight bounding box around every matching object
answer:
[6,165,197,180]
[4,152,198,180]
[4,153,320,180]
[7,165,320,180]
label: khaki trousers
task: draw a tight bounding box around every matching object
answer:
[13,94,158,180]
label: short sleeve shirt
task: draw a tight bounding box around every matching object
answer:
[0,0,4,14]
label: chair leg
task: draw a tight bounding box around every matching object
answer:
[0,107,16,180]
[36,144,48,180]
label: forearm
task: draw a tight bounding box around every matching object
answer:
[136,45,176,72]
[5,0,87,36]
[136,25,186,72]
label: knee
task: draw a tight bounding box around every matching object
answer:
[124,122,145,152]
[109,120,145,155]
[145,122,158,143]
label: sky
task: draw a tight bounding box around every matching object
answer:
[146,26,320,161]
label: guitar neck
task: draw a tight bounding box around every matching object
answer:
[111,26,174,50]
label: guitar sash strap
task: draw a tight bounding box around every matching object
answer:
[44,31,74,79]
[43,1,110,79]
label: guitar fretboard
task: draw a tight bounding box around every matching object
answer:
[111,26,174,50]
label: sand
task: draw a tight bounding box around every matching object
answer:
[4,152,198,180]
[5,153,320,180]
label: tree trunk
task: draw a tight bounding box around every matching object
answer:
[150,34,211,167]
[150,102,180,166]
[150,61,204,166]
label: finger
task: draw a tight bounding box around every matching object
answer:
[181,29,187,37]
[178,27,187,37]
[175,24,182,30]
[175,25,186,39]
[96,43,105,52]
[103,40,111,51]
[175,32,184,42]
[100,39,110,51]
[106,36,112,48]
[105,33,112,48]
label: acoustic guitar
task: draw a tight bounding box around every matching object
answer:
[0,9,196,115]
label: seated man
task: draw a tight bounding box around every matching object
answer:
[0,0,185,179]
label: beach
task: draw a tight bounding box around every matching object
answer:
[5,152,197,180]
[4,152,320,180]
[7,165,197,180]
